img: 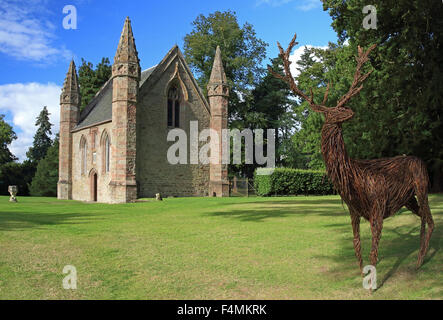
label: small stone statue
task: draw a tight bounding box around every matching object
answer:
[155,193,163,201]
[8,185,18,202]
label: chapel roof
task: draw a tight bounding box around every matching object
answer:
[74,65,157,131]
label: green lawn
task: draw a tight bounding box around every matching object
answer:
[0,194,441,299]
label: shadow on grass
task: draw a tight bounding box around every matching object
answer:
[315,215,442,294]
[376,224,441,289]
[207,198,350,222]
[0,210,103,232]
[208,206,349,222]
[210,195,442,294]
[229,197,346,207]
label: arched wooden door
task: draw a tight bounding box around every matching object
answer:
[90,170,98,202]
[93,173,97,202]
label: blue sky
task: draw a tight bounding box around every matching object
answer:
[0,0,338,160]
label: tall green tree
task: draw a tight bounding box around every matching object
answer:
[226,56,299,177]
[291,44,346,170]
[26,106,53,162]
[321,0,443,191]
[29,136,59,197]
[183,10,268,119]
[250,56,301,169]
[78,57,112,110]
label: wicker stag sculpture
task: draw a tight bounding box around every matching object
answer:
[269,33,434,272]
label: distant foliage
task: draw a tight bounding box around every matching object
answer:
[26,106,52,163]
[29,138,59,197]
[78,57,112,110]
[254,168,334,196]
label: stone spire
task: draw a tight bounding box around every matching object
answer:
[58,60,80,200]
[207,46,229,197]
[208,46,228,89]
[112,16,140,79]
[60,60,80,106]
[110,17,140,203]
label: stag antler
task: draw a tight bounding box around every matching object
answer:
[269,33,376,110]
[335,43,377,108]
[268,33,331,112]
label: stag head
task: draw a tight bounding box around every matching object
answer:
[268,33,376,125]
[289,101,355,125]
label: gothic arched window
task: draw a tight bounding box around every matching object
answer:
[167,85,180,128]
[103,133,110,173]
[80,136,88,175]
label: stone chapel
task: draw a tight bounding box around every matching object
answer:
[57,17,229,203]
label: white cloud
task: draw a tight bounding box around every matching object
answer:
[288,44,328,78]
[0,0,72,61]
[256,0,322,11]
[297,0,321,11]
[0,82,61,161]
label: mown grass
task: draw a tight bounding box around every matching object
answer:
[0,194,441,299]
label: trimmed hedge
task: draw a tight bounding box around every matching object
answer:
[254,168,335,196]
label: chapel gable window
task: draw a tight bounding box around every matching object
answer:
[102,132,111,173]
[80,136,88,175]
[167,85,180,128]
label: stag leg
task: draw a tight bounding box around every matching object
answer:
[413,162,435,268]
[369,214,384,268]
[350,214,363,275]
[416,194,434,268]
[405,197,426,258]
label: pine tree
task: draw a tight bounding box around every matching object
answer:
[78,57,112,110]
[29,136,59,197]
[26,106,53,162]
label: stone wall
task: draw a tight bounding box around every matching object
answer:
[136,55,210,198]
[71,122,113,202]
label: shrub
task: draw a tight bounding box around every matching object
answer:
[254,168,334,196]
